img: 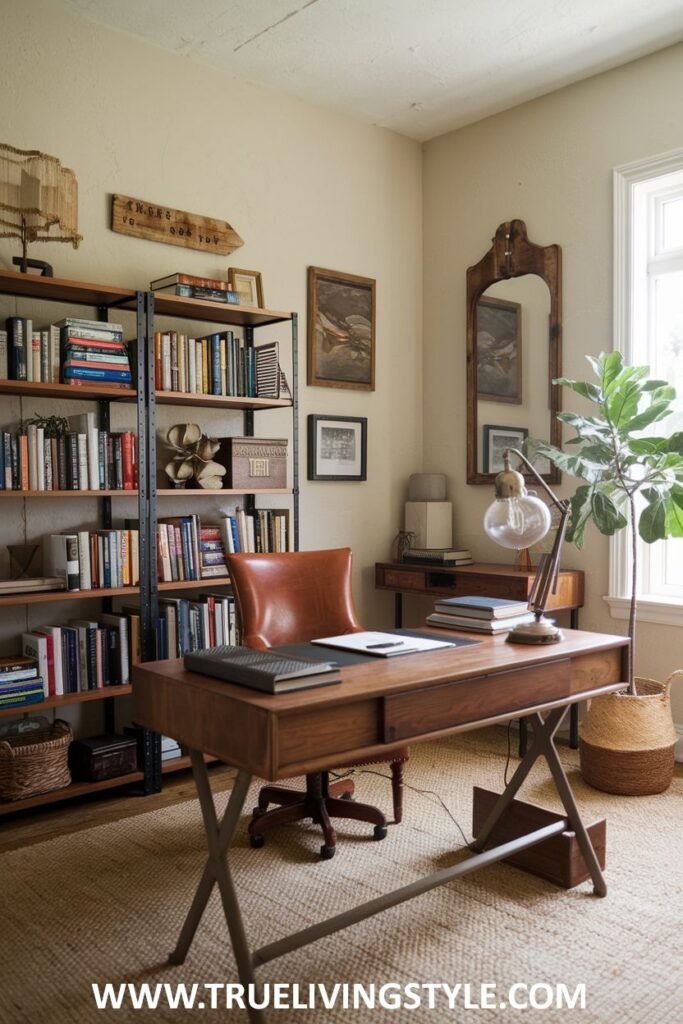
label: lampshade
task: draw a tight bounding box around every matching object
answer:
[0,144,82,268]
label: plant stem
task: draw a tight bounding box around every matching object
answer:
[628,493,638,696]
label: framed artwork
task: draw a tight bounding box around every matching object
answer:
[476,295,522,403]
[228,267,264,308]
[307,414,367,481]
[307,266,375,390]
[483,424,528,474]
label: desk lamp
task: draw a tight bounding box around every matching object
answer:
[483,447,570,644]
[0,143,82,276]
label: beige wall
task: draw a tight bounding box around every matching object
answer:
[0,0,423,693]
[423,42,683,727]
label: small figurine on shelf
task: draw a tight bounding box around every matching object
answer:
[392,530,416,562]
[163,423,227,490]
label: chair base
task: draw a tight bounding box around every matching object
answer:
[248,772,387,859]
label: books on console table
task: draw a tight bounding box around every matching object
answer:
[402,548,472,566]
[433,596,530,619]
[184,645,340,694]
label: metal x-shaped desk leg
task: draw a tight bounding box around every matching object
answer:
[472,705,607,897]
[169,755,265,1020]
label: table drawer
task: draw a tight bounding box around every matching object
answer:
[383,659,571,743]
[381,568,427,591]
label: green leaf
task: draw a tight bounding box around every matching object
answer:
[639,499,667,543]
[567,485,593,548]
[597,351,624,393]
[590,492,628,535]
[664,492,683,537]
[552,377,602,403]
[626,400,676,432]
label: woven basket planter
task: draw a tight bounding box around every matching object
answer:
[0,719,72,801]
[579,672,680,796]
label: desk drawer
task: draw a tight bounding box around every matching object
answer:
[382,568,427,591]
[383,660,571,743]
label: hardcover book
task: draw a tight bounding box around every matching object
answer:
[184,645,339,694]
[433,596,530,619]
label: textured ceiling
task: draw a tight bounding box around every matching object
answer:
[62,0,683,140]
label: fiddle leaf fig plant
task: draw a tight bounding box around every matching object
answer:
[528,351,683,695]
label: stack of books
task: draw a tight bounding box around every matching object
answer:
[160,735,183,762]
[157,515,203,583]
[402,547,473,567]
[198,524,228,579]
[0,577,64,596]
[0,657,45,709]
[58,317,132,388]
[426,595,535,634]
[220,508,290,554]
[151,272,240,305]
[2,317,60,383]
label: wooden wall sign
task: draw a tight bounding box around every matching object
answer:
[111,194,243,255]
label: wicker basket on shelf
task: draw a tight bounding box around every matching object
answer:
[0,719,72,801]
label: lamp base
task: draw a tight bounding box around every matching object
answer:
[506,617,564,645]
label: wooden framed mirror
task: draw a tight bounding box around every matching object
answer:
[466,219,562,485]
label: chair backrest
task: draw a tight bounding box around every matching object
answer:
[225,548,363,649]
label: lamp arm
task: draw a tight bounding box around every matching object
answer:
[504,447,565,512]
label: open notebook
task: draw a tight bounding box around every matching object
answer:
[310,630,455,658]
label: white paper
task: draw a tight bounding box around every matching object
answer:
[310,630,453,657]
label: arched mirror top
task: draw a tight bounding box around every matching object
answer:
[466,219,562,485]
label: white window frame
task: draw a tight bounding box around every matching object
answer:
[609,147,683,627]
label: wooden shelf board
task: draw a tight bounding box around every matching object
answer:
[151,292,292,326]
[0,489,139,498]
[158,578,231,591]
[0,585,140,607]
[157,487,291,496]
[0,771,145,815]
[161,753,220,774]
[0,379,136,402]
[155,390,292,410]
[0,269,137,309]
[0,684,132,719]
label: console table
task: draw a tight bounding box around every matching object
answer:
[375,561,585,749]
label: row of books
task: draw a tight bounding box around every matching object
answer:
[21,614,134,695]
[1,316,132,387]
[220,508,290,555]
[157,593,237,659]
[0,416,137,491]
[45,529,139,592]
[0,657,46,710]
[426,595,534,634]
[153,332,282,399]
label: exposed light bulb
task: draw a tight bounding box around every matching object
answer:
[483,494,551,550]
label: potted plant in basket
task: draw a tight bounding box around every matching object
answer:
[530,351,683,795]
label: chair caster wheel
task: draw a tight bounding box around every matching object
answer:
[320,844,336,860]
[340,791,354,800]
[250,833,265,848]
[373,825,388,841]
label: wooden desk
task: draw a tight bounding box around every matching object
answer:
[133,628,626,1024]
[376,561,586,748]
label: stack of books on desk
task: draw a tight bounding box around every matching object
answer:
[426,595,535,633]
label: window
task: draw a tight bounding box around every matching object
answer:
[610,150,683,625]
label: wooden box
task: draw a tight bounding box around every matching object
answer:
[69,734,138,782]
[215,437,288,490]
[472,786,606,889]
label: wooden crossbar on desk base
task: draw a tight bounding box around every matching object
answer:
[133,629,627,1024]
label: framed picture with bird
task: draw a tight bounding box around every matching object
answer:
[307,266,375,390]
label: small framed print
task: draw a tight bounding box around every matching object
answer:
[227,267,264,308]
[307,266,375,390]
[308,415,367,481]
[476,295,522,403]
[483,424,528,474]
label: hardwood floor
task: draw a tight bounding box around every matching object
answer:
[0,764,237,854]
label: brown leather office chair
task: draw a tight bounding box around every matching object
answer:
[226,547,409,859]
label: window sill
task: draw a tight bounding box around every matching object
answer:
[605,595,683,627]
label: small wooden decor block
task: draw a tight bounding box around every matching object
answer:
[111,195,243,255]
[472,786,606,889]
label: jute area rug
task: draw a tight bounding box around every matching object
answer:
[1,728,682,1024]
